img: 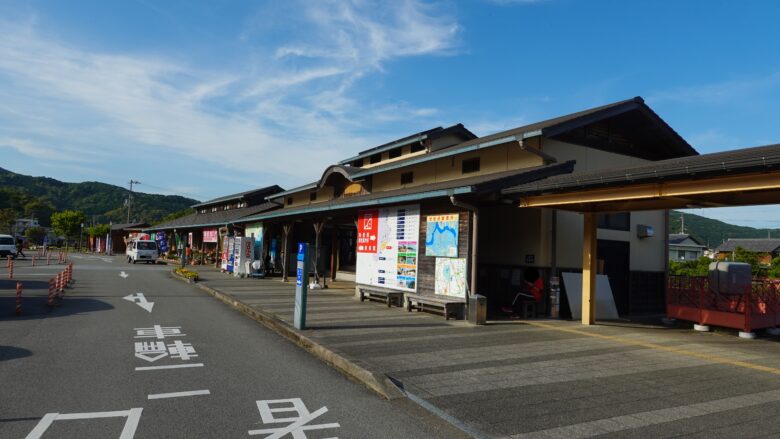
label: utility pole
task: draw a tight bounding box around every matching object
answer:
[680,213,684,234]
[126,180,141,223]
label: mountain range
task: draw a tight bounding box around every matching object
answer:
[0,167,199,225]
[670,211,780,249]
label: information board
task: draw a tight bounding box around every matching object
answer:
[356,204,420,292]
[425,214,459,257]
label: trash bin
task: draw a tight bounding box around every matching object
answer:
[468,294,486,325]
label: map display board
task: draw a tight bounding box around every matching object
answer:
[356,204,420,291]
[435,258,467,297]
[425,214,459,257]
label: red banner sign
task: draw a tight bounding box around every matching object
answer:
[357,209,378,253]
[203,229,218,243]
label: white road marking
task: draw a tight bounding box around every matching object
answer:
[123,292,154,312]
[249,398,340,438]
[119,271,129,278]
[25,408,143,439]
[147,389,210,400]
[135,363,204,371]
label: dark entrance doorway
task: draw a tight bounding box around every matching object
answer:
[597,239,630,316]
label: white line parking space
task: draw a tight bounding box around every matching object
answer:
[25,408,143,439]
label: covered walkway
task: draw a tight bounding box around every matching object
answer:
[506,143,780,327]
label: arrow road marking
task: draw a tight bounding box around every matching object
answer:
[123,292,154,313]
[119,271,129,278]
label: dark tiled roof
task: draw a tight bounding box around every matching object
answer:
[341,124,477,164]
[346,96,695,180]
[111,222,149,231]
[240,162,575,223]
[503,143,780,196]
[716,239,780,253]
[150,202,279,230]
[669,234,705,246]
[192,185,283,208]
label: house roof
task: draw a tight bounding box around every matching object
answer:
[191,185,284,208]
[503,143,780,196]
[271,97,693,202]
[242,161,576,224]
[338,124,477,165]
[111,222,149,231]
[716,239,780,253]
[669,233,705,246]
[149,202,280,231]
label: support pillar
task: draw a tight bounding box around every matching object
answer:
[282,223,293,282]
[582,212,597,325]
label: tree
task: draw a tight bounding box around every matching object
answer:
[24,198,56,227]
[86,224,111,238]
[669,256,711,277]
[0,208,16,234]
[51,210,86,249]
[25,226,47,245]
[730,246,766,276]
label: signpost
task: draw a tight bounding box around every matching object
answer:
[294,243,310,330]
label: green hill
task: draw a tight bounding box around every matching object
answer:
[670,211,780,248]
[0,167,199,225]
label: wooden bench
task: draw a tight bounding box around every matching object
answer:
[358,285,405,307]
[405,293,466,320]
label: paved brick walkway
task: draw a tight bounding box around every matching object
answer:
[195,266,780,439]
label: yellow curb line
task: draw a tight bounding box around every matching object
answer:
[524,320,780,376]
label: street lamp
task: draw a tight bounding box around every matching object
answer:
[79,223,84,253]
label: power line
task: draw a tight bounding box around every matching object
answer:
[126,180,141,223]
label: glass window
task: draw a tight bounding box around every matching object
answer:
[678,250,686,260]
[400,172,413,184]
[309,192,317,201]
[597,213,630,231]
[369,153,381,164]
[0,237,13,245]
[389,147,402,159]
[462,157,480,174]
[137,242,157,250]
[410,142,425,153]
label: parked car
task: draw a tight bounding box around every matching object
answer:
[126,239,159,264]
[0,234,16,259]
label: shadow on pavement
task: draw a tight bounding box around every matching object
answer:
[0,345,33,361]
[0,296,114,321]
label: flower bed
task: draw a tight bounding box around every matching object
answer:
[173,267,199,282]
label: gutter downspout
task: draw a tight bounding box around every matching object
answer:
[449,193,478,297]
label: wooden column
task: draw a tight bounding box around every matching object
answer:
[282,223,293,282]
[582,212,597,325]
[312,221,325,285]
[330,228,338,282]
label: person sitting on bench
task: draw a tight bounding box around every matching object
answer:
[502,267,543,319]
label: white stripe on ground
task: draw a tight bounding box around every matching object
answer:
[506,388,780,439]
[147,389,210,399]
[135,363,204,371]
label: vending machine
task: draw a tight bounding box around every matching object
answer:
[233,236,255,277]
[220,236,229,272]
[227,236,236,273]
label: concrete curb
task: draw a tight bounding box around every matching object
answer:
[188,280,405,400]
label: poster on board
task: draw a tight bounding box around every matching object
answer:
[435,258,467,297]
[425,214,459,257]
[356,204,419,291]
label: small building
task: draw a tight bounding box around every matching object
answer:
[668,234,707,262]
[148,185,283,264]
[715,239,780,264]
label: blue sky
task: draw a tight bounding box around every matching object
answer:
[2,0,780,227]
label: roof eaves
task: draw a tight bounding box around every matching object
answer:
[239,186,474,223]
[266,182,318,200]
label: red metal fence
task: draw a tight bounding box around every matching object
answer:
[667,275,780,332]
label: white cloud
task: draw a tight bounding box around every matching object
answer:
[0,1,460,192]
[647,71,780,105]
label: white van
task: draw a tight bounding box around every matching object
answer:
[126,239,158,264]
[0,234,16,259]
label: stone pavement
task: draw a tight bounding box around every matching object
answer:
[191,265,780,439]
